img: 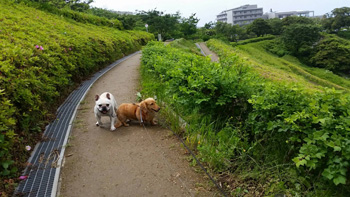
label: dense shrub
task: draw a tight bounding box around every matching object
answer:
[207,39,350,187]
[141,39,350,195]
[16,0,123,29]
[281,23,321,56]
[231,35,275,46]
[311,34,350,75]
[0,0,153,186]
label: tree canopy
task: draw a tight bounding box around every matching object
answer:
[247,18,272,37]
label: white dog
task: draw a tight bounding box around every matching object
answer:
[94,92,118,131]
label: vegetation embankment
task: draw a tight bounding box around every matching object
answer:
[0,1,153,193]
[140,39,350,196]
[217,39,350,92]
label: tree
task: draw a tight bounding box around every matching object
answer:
[311,34,350,74]
[282,16,315,26]
[267,18,283,35]
[247,18,272,37]
[214,22,245,42]
[281,23,321,56]
[330,7,350,31]
[137,9,181,40]
[180,13,199,38]
[29,0,93,10]
[204,21,215,29]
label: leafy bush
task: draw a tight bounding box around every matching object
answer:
[16,0,123,29]
[231,35,275,46]
[311,34,350,75]
[168,38,202,55]
[207,39,350,188]
[141,39,350,195]
[281,23,321,56]
[0,0,153,187]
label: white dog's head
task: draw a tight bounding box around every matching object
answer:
[95,93,113,114]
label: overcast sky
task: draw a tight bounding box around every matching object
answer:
[90,0,350,27]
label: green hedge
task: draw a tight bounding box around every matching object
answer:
[141,40,350,195]
[0,0,154,186]
[207,39,350,188]
[15,0,124,29]
[231,35,275,46]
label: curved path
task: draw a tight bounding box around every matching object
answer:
[197,43,219,62]
[58,53,218,196]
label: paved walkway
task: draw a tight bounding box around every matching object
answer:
[58,53,218,196]
[198,43,219,62]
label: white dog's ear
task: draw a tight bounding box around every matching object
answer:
[106,93,111,100]
[95,95,99,101]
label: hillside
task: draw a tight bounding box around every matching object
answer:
[235,40,350,92]
[0,1,153,194]
[140,39,350,195]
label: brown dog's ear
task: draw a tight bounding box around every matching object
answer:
[140,101,147,113]
[106,93,111,100]
[95,95,99,101]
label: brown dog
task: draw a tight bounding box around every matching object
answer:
[115,98,160,127]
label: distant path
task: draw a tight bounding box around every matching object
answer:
[58,53,218,196]
[197,42,219,62]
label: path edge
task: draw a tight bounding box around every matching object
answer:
[51,51,140,197]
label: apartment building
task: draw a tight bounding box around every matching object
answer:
[266,9,315,19]
[216,4,264,26]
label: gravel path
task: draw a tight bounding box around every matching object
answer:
[58,53,218,197]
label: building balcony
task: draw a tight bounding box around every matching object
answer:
[234,16,263,21]
[233,11,263,17]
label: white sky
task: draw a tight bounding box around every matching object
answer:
[90,0,350,27]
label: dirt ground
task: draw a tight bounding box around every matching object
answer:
[58,53,220,197]
[198,43,219,62]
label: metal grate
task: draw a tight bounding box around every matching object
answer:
[15,51,140,197]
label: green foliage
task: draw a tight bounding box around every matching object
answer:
[0,90,17,176]
[282,16,316,26]
[141,39,350,195]
[168,38,202,55]
[281,23,321,56]
[337,30,350,40]
[137,9,182,40]
[214,22,248,42]
[179,13,199,39]
[267,18,283,35]
[322,7,350,32]
[17,0,123,29]
[87,7,139,30]
[0,0,153,184]
[208,39,350,189]
[231,35,275,46]
[247,18,272,37]
[23,0,93,11]
[311,34,350,74]
[238,40,349,91]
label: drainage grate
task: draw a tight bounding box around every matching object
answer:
[15,51,140,197]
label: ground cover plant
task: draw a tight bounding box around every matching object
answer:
[226,39,350,92]
[0,1,153,194]
[141,40,350,196]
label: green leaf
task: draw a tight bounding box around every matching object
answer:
[322,169,333,180]
[293,157,307,167]
[334,146,341,152]
[333,175,346,185]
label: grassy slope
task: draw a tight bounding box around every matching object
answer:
[168,38,202,55]
[235,40,350,92]
[0,1,153,194]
